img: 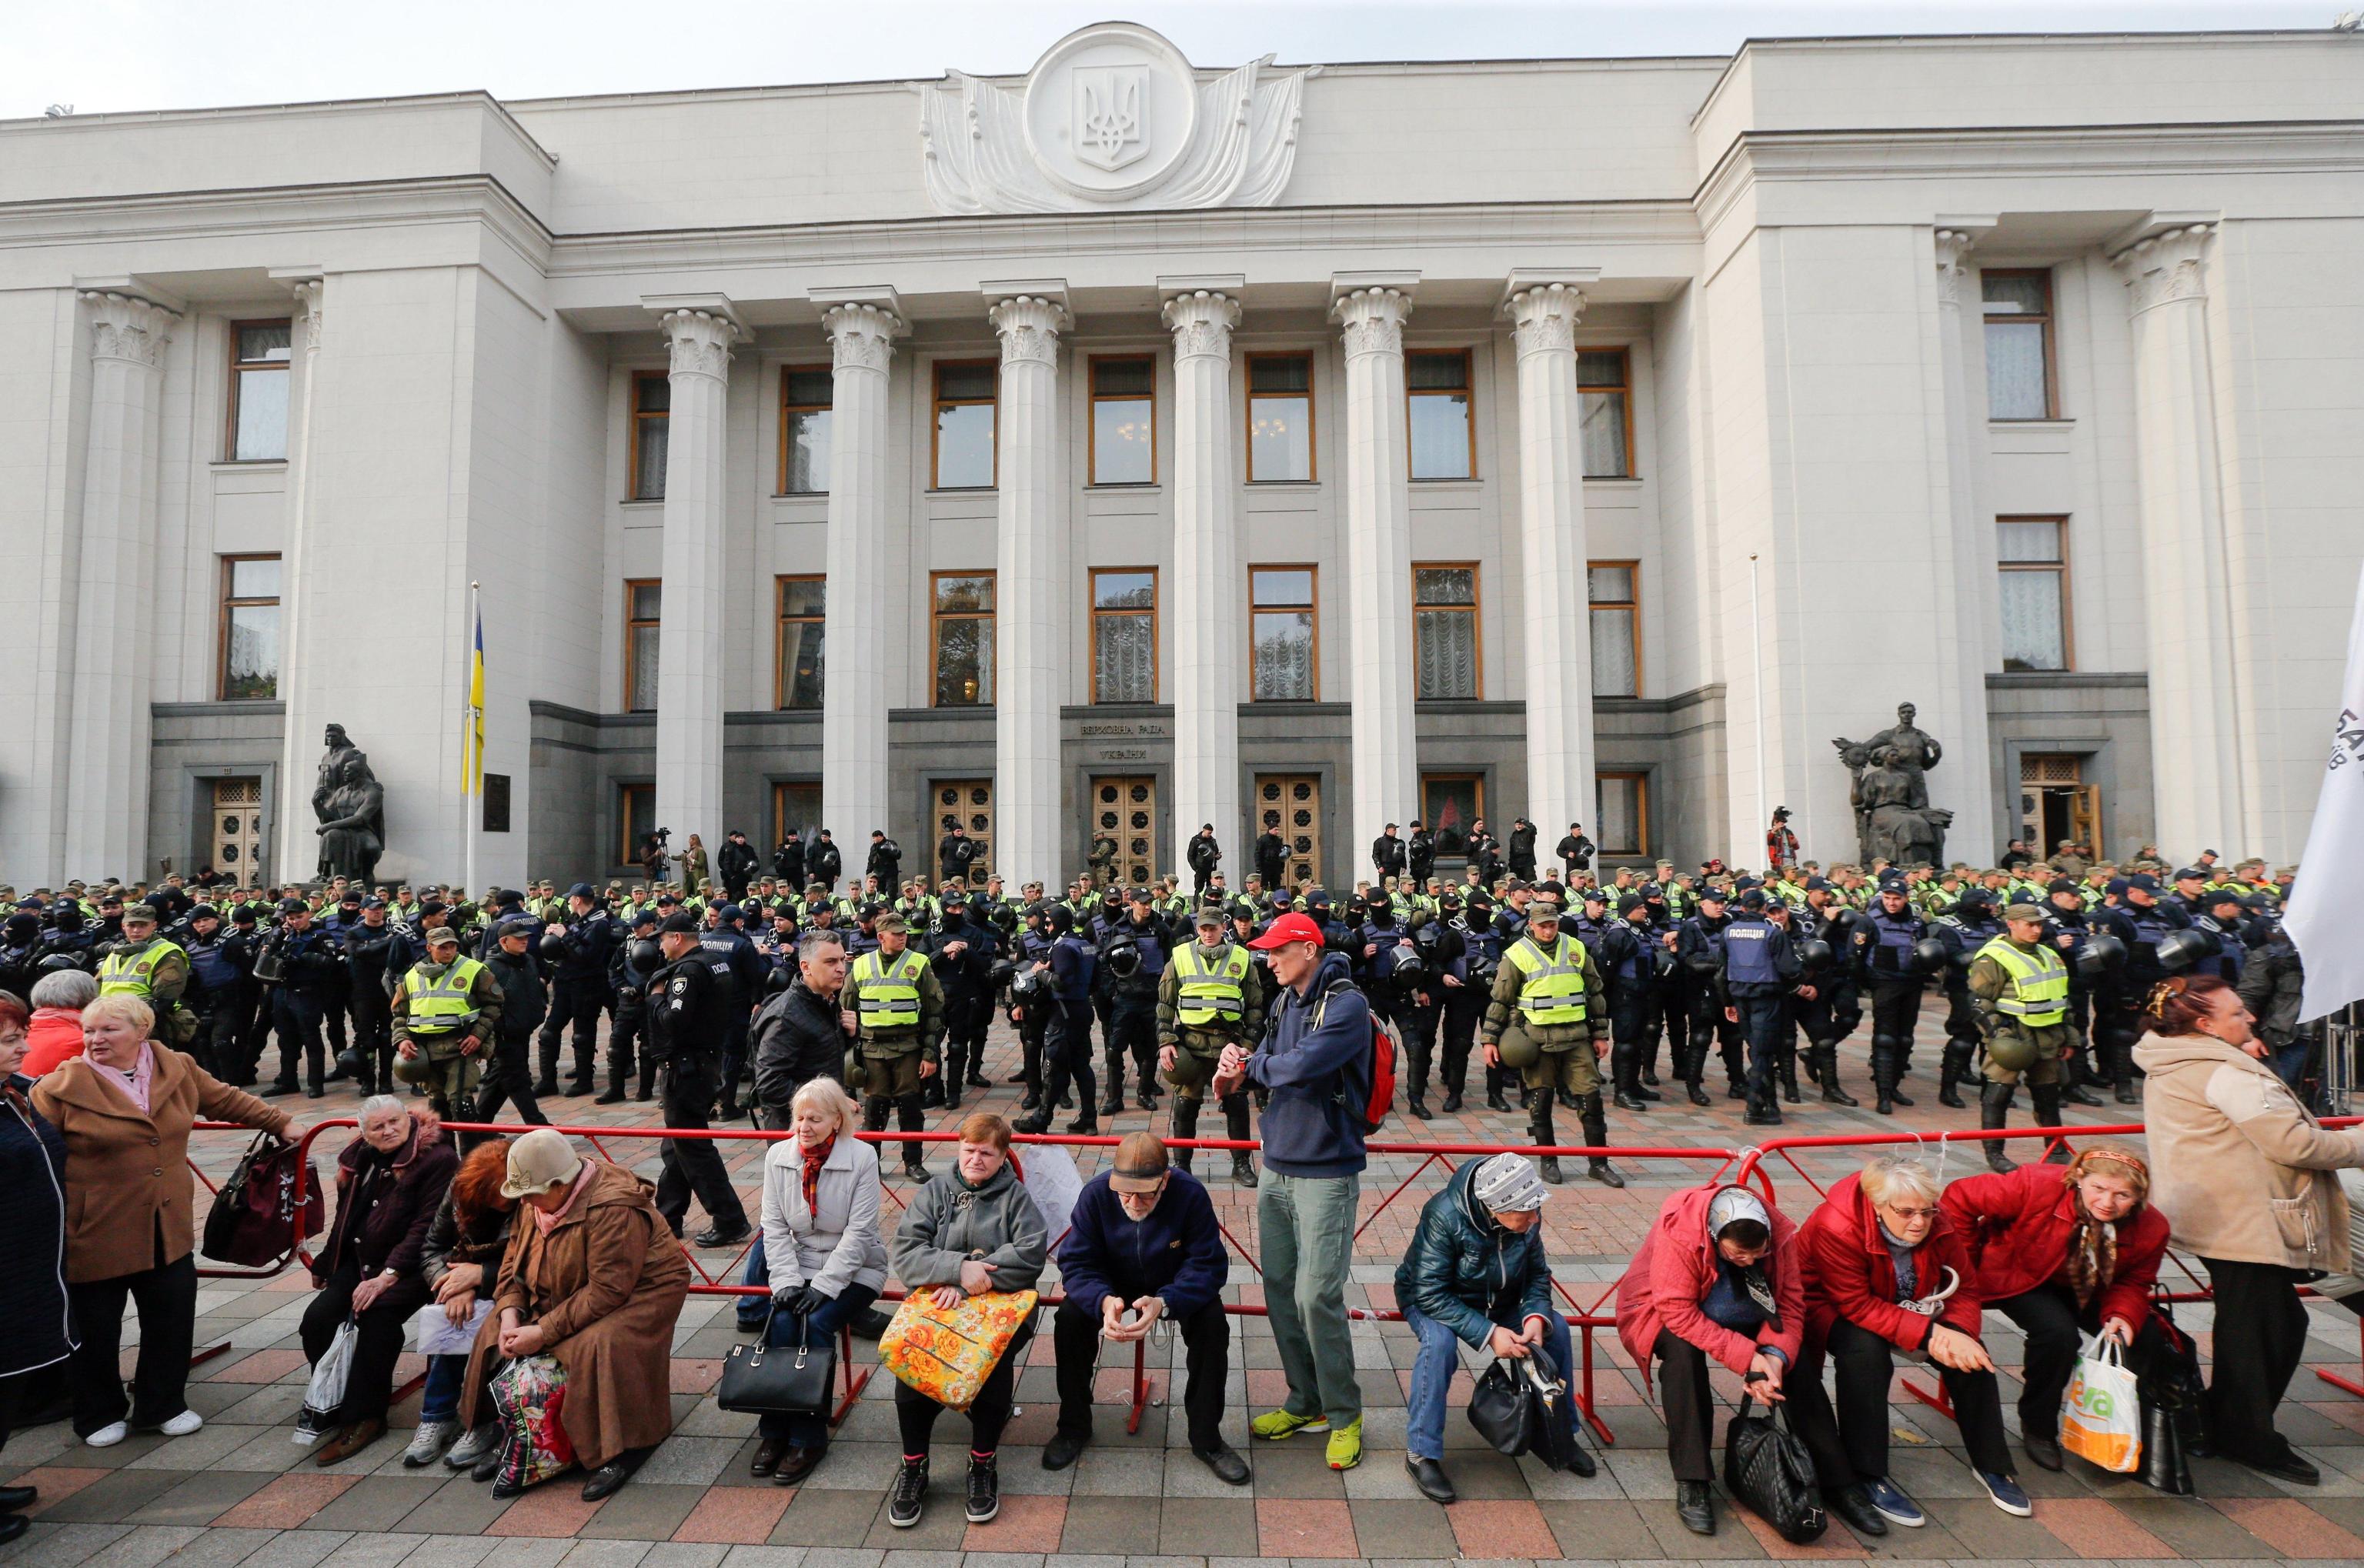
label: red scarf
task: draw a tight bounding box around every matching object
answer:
[801,1134,835,1217]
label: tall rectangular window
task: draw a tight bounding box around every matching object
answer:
[227,321,292,462]
[218,554,282,700]
[779,367,832,494]
[629,372,669,499]
[1407,349,1474,479]
[1997,516,2072,672]
[1090,569,1157,703]
[932,572,996,706]
[1089,356,1155,485]
[619,782,654,866]
[1588,562,1640,698]
[1984,270,2056,421]
[1247,352,1314,482]
[776,575,826,709]
[624,579,661,712]
[933,361,997,489]
[1250,566,1317,701]
[1578,349,1634,478]
[1412,564,1480,699]
[1596,772,1648,857]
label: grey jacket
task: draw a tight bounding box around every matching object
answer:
[760,1133,888,1299]
[889,1158,1047,1293]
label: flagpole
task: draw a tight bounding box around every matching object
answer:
[463,580,481,897]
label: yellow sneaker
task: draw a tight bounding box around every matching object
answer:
[1324,1415,1364,1470]
[1250,1408,1329,1441]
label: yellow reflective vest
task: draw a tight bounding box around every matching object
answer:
[1171,942,1249,1026]
[1975,937,2069,1028]
[98,938,185,999]
[1506,934,1588,1026]
[403,958,486,1037]
[853,949,927,1030]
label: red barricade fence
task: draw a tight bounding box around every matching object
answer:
[185,1112,2364,1443]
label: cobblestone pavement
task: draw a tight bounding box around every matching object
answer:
[12,1013,2364,1566]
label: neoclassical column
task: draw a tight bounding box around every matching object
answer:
[1929,229,1998,851]
[2113,223,2245,852]
[1163,285,1244,877]
[989,292,1070,888]
[274,279,326,882]
[1504,279,1596,842]
[817,298,903,842]
[650,303,740,855]
[1331,279,1418,866]
[65,291,178,877]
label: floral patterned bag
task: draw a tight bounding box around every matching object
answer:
[878,1289,1039,1411]
[489,1353,576,1488]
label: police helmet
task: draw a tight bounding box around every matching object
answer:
[1494,1030,1541,1069]
[2075,932,2126,976]
[1911,937,1951,975]
[1384,942,1427,986]
[390,1049,439,1088]
[1010,964,1045,1001]
[2155,929,2215,973]
[1794,937,1835,973]
[1985,1029,2043,1074]
[1106,941,1142,979]
[628,936,664,972]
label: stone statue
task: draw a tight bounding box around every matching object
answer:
[312,727,386,885]
[1833,703,1952,866]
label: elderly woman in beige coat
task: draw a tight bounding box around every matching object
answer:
[32,995,296,1449]
[2135,974,2364,1489]
[459,1129,691,1502]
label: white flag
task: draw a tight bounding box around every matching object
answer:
[2285,561,2364,1023]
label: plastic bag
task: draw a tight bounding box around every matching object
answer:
[294,1319,356,1445]
[489,1353,576,1488]
[411,1298,492,1357]
[879,1289,1037,1411]
[2061,1339,2142,1473]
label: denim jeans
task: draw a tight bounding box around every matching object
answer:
[420,1354,466,1424]
[757,1283,880,1447]
[737,1247,773,1330]
[1258,1171,1362,1428]
[1403,1303,1574,1462]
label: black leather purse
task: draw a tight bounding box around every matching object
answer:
[717,1303,838,1418]
[1466,1345,1579,1469]
[1724,1393,1827,1543]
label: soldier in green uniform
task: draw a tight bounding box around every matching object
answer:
[847,912,946,1183]
[1966,902,2076,1176]
[1157,902,1267,1186]
[389,926,504,1122]
[98,903,195,1046]
[1479,900,1621,1188]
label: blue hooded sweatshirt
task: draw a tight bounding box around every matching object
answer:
[1246,949,1371,1179]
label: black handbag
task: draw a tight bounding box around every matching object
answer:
[1724,1394,1828,1543]
[201,1131,322,1267]
[1466,1346,1581,1470]
[2136,1302,2205,1492]
[717,1303,838,1418]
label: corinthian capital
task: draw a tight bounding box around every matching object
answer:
[1162,290,1241,363]
[1331,287,1411,360]
[656,308,740,381]
[81,291,179,369]
[1505,282,1585,359]
[2112,224,2215,315]
[289,279,326,355]
[1934,229,1977,309]
[821,302,902,375]
[989,295,1070,367]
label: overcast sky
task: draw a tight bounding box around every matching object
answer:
[8,0,2343,119]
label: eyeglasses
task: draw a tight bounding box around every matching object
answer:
[1881,1203,1940,1223]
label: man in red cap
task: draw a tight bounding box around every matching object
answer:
[1214,912,1371,1470]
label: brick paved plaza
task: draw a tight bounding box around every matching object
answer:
[10,1016,2364,1568]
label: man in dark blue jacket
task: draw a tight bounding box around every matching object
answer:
[1218,912,1370,1470]
[1395,1153,1592,1503]
[536,882,617,1098]
[1043,1131,1245,1483]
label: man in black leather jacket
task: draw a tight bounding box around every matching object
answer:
[752,929,854,1128]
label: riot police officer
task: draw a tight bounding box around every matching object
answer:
[1397,903,1461,1119]
[1966,904,2079,1174]
[1100,889,1171,1116]
[1934,887,2005,1109]
[1157,903,1267,1182]
[2092,873,2189,1104]
[603,908,664,1103]
[1480,901,1621,1187]
[698,906,768,1120]
[923,888,998,1113]
[647,912,753,1246]
[336,898,401,1092]
[1447,892,1504,1112]
[1715,889,1800,1126]
[2041,879,2109,1105]
[1007,896,1056,1109]
[536,882,618,1097]
[1594,894,1662,1113]
[1675,887,1738,1105]
[1794,880,1863,1106]
[1851,879,1938,1116]
[846,912,945,1183]
[257,899,344,1099]
[1015,904,1099,1136]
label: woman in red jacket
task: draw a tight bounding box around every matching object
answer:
[1786,1155,2028,1536]
[1614,1183,1806,1537]
[1939,1143,2168,1473]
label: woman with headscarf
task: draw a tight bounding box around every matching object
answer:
[2135,974,2364,1486]
[1615,1182,1805,1536]
[0,991,71,1542]
[459,1129,690,1500]
[1939,1143,2170,1473]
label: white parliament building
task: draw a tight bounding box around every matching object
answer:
[3,22,2360,892]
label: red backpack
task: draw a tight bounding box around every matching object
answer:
[1312,976,1398,1133]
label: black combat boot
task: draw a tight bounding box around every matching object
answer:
[1815,1045,1859,1107]
[861,1095,893,1172]
[897,1093,932,1183]
[1938,1040,1973,1109]
[1611,1043,1650,1113]
[1225,1095,1258,1188]
[2030,1081,2072,1164]
[1170,1097,1200,1176]
[1578,1093,1624,1189]
[1531,1097,1564,1185]
[1871,1042,1898,1116]
[1979,1081,2019,1173]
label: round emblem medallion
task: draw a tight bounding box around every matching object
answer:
[1021,22,1199,199]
